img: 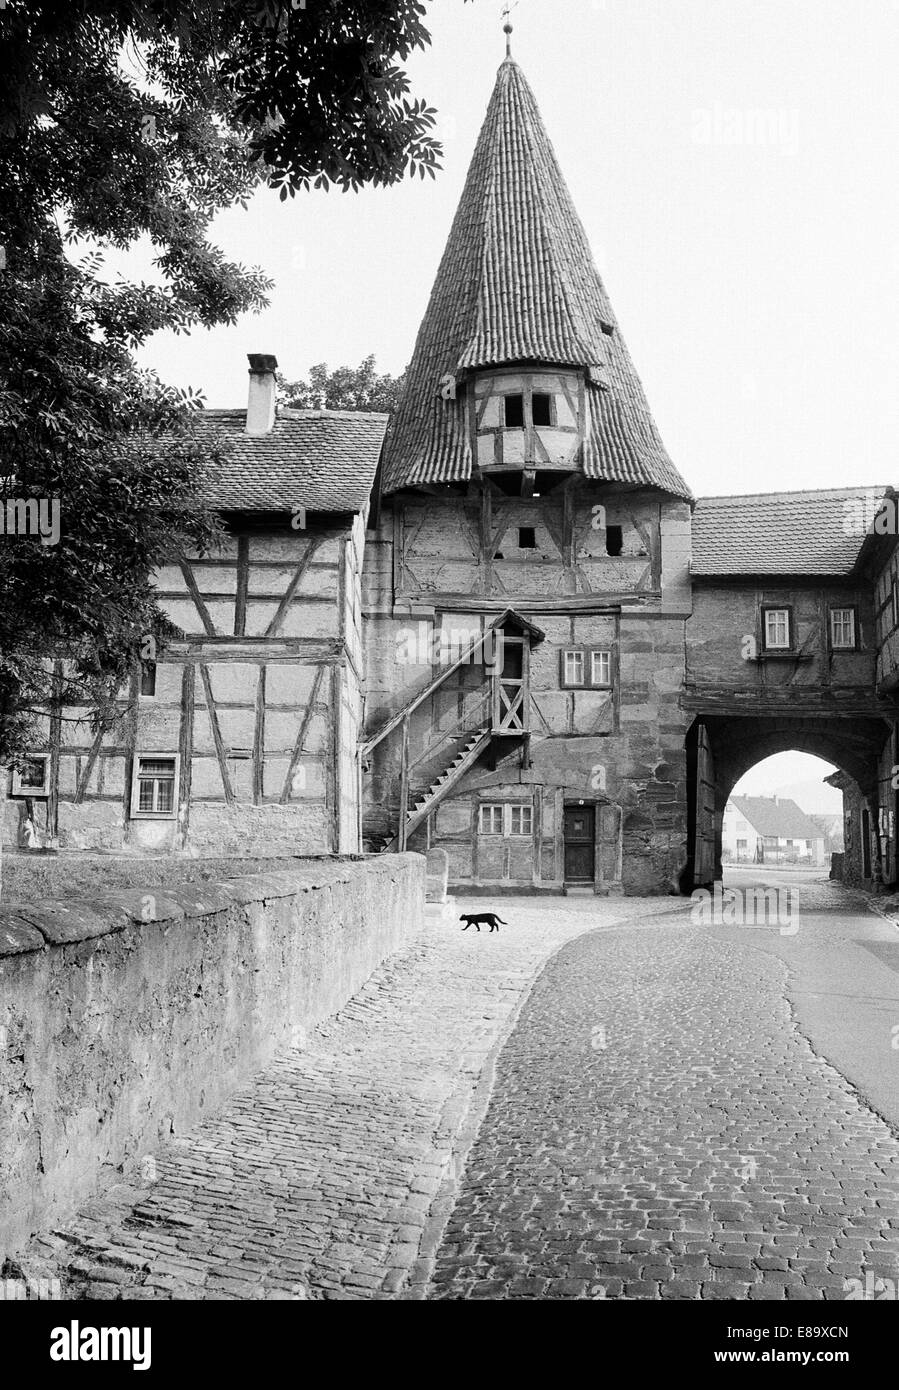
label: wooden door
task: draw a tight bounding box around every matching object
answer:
[564,804,595,882]
[694,723,716,887]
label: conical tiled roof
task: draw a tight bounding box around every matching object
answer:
[381,57,691,499]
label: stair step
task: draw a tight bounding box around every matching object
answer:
[403,728,490,827]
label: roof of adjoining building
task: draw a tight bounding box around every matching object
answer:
[380,58,691,500]
[729,795,825,842]
[691,487,887,577]
[192,408,389,513]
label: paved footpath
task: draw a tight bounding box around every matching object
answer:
[15,896,679,1300]
[428,881,899,1300]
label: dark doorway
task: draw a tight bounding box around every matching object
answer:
[564,804,595,883]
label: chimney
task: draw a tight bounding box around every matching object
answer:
[246,353,278,435]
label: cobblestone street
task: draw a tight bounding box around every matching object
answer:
[15,896,679,1300]
[429,877,899,1300]
[15,878,899,1303]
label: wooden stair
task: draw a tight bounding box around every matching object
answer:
[385,728,492,852]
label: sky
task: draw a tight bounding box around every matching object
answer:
[732,753,842,814]
[113,0,899,501]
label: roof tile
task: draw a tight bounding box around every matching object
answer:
[381,59,690,499]
[192,408,388,513]
[730,795,825,842]
[692,486,886,577]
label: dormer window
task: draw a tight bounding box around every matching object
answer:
[473,368,584,490]
[503,394,525,428]
[532,393,553,427]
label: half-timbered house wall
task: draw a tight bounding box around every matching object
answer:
[6,518,364,858]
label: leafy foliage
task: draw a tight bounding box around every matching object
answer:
[279,356,406,413]
[0,0,450,767]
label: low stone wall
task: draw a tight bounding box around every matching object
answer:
[0,854,425,1264]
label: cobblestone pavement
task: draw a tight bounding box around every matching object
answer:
[14,895,681,1300]
[428,878,899,1300]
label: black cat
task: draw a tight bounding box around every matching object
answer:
[460,912,507,933]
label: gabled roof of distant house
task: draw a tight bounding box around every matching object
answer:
[691,486,887,577]
[729,795,824,841]
[380,57,691,501]
[193,408,389,513]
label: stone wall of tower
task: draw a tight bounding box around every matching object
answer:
[361,484,692,893]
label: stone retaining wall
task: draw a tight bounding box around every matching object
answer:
[0,854,425,1263]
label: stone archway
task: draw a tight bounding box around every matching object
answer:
[684,714,890,890]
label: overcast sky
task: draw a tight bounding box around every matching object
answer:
[118,0,899,501]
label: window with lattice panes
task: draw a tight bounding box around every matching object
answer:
[562,648,614,690]
[763,608,791,650]
[591,650,612,687]
[478,804,504,835]
[131,755,179,818]
[830,607,856,650]
[562,650,585,686]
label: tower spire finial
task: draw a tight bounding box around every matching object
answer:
[502,2,515,59]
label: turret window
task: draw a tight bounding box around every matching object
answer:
[532,393,553,427]
[503,394,525,428]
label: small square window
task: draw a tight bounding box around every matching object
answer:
[11,756,50,797]
[830,608,856,650]
[510,805,533,837]
[479,804,504,836]
[763,608,791,650]
[503,394,524,428]
[518,527,537,549]
[605,525,623,557]
[131,755,179,819]
[532,393,553,427]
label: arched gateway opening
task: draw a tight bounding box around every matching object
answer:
[683,714,890,892]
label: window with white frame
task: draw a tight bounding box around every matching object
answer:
[830,607,857,650]
[762,608,791,650]
[562,650,585,687]
[478,803,504,835]
[478,803,533,837]
[591,650,612,687]
[131,755,179,818]
[561,648,613,689]
[11,755,50,797]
